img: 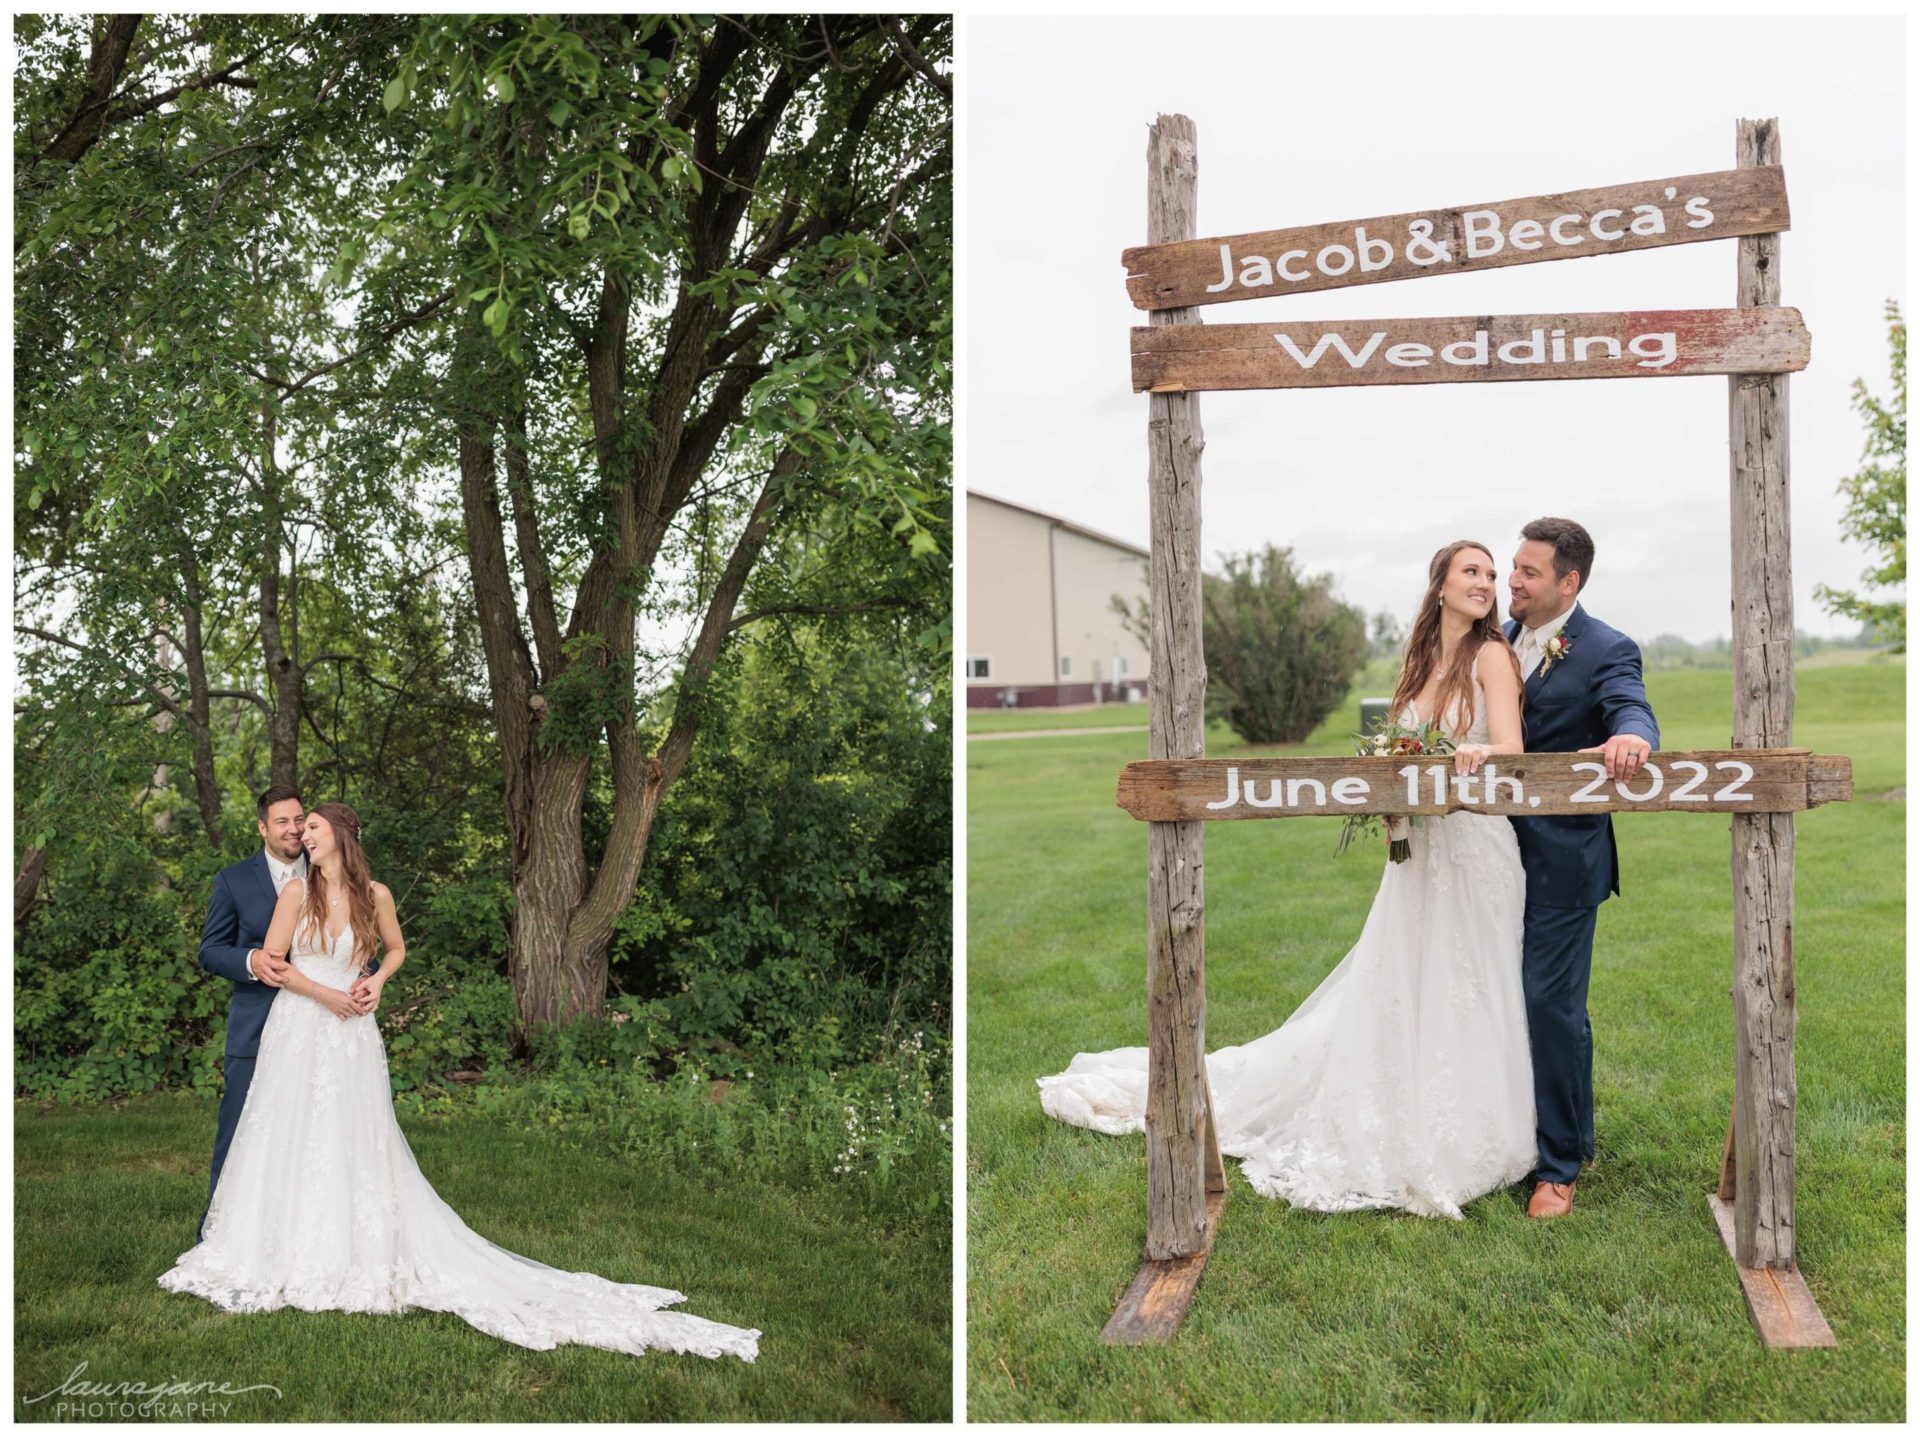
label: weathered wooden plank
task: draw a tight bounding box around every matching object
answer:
[1130,307,1810,393]
[1123,166,1791,309]
[1729,117,1798,1275]
[1806,754,1854,805]
[1142,112,1215,1264]
[1114,749,1850,822]
[1707,1195,1836,1348]
[1102,1188,1228,1345]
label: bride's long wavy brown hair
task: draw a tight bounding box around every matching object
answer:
[1390,540,1523,737]
[298,802,379,969]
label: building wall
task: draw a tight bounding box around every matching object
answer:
[1050,525,1151,700]
[967,493,1154,707]
[965,494,1055,689]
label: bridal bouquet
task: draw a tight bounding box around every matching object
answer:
[1335,716,1457,863]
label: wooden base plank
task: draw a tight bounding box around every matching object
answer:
[1706,1194,1837,1348]
[1102,1188,1227,1345]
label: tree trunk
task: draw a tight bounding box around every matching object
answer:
[178,552,224,845]
[257,394,301,790]
[509,753,595,1029]
[149,622,175,833]
[15,846,49,930]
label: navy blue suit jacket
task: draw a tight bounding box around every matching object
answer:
[1504,603,1660,908]
[200,852,286,1058]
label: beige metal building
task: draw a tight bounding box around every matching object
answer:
[967,491,1152,708]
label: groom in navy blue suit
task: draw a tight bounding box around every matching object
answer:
[195,785,310,1241]
[1504,519,1659,1220]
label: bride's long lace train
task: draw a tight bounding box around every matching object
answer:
[160,927,759,1360]
[1039,809,1536,1221]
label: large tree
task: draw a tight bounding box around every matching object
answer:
[13,14,951,1039]
[350,16,951,1029]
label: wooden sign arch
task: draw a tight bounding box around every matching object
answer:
[1107,115,1846,1351]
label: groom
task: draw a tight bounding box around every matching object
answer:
[1504,518,1659,1220]
[194,785,310,1241]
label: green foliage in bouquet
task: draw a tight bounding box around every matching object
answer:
[1334,715,1457,863]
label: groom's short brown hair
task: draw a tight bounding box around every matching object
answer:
[256,784,303,820]
[1521,518,1595,592]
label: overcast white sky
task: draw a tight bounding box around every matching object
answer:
[966,13,1905,642]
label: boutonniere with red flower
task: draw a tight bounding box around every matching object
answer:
[1539,632,1573,677]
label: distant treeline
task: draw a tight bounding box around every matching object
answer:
[1637,626,1893,670]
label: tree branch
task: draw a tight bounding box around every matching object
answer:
[18,623,183,718]
[883,16,950,97]
[43,15,143,164]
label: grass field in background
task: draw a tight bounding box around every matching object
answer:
[15,1094,948,1422]
[967,703,1153,734]
[967,657,1904,1421]
[964,644,1895,734]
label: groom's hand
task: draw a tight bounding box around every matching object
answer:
[1580,733,1652,781]
[254,949,292,988]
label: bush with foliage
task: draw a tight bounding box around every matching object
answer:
[1201,545,1369,744]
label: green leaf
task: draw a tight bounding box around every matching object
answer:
[490,71,516,104]
[908,528,938,558]
[662,156,683,181]
[382,75,406,114]
[547,99,571,126]
[792,395,817,421]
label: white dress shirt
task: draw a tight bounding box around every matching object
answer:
[246,850,309,979]
[1516,605,1574,681]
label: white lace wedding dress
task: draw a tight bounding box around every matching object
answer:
[1038,649,1536,1220]
[159,918,760,1360]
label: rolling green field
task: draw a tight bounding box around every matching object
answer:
[967,702,1153,734]
[967,657,1904,1421]
[15,1094,948,1422]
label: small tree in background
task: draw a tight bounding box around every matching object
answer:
[1816,300,1905,651]
[1367,609,1407,660]
[1202,546,1368,745]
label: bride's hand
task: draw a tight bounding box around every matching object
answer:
[352,977,385,1017]
[1453,743,1491,775]
[312,985,360,1022]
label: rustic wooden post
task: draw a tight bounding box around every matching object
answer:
[1099,109,1226,1348]
[1142,112,1224,1265]
[1727,115,1795,1270]
[1712,115,1835,1348]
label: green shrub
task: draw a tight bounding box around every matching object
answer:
[1202,545,1370,745]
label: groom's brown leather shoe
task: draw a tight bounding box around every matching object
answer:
[1526,1181,1575,1218]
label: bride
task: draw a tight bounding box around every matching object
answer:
[1039,540,1535,1220]
[159,802,760,1360]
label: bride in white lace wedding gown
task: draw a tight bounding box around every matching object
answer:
[1039,544,1537,1220]
[160,804,759,1361]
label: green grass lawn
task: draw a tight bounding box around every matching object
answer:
[967,702,1154,734]
[967,660,1904,1421]
[15,1093,948,1421]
